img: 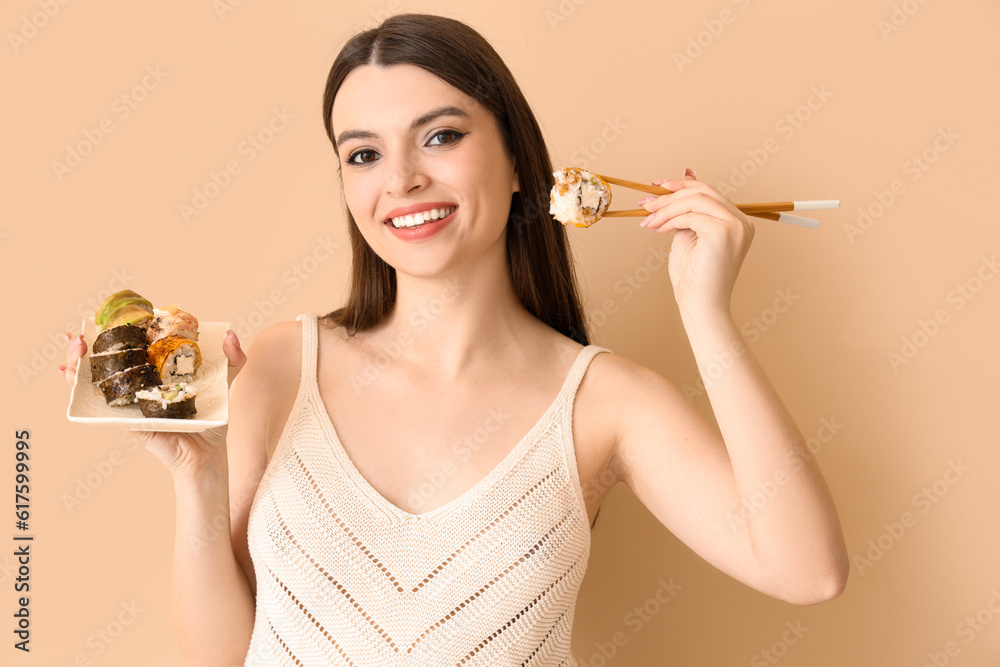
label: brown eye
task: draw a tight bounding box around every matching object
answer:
[347,149,379,165]
[427,130,465,146]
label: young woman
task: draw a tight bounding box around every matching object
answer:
[62,13,848,666]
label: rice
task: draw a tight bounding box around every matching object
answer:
[549,167,612,227]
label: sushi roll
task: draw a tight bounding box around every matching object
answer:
[135,383,197,419]
[92,324,149,354]
[95,290,153,329]
[146,305,199,345]
[97,364,161,406]
[549,167,612,227]
[89,348,148,383]
[147,335,202,383]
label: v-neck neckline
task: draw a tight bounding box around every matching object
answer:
[312,342,593,521]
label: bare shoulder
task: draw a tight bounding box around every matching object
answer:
[574,346,689,479]
[231,319,305,460]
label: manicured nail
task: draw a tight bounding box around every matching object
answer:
[651,179,667,186]
[639,215,653,227]
[637,196,655,205]
[684,167,697,178]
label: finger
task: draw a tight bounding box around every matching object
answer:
[64,332,86,366]
[641,181,740,218]
[225,329,247,387]
[62,332,86,386]
[642,193,738,231]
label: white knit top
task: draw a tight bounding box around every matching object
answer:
[244,312,612,666]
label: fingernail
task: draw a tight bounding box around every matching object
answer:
[59,364,66,372]
[639,215,653,228]
[637,196,655,205]
[684,167,697,178]
[651,179,667,186]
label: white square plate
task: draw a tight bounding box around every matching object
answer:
[66,318,230,433]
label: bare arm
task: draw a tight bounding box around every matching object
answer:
[63,329,264,665]
[612,313,848,605]
[612,168,848,604]
[166,330,275,664]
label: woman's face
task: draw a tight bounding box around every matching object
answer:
[331,63,520,276]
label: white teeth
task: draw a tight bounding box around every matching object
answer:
[389,206,455,228]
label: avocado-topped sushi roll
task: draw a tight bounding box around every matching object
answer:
[95,290,153,329]
[93,324,148,354]
[549,167,612,227]
[97,364,161,406]
[89,348,148,383]
[136,383,197,419]
[147,335,202,383]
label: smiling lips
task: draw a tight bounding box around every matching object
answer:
[384,203,457,229]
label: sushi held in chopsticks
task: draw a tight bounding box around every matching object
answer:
[549,167,612,227]
[89,290,202,416]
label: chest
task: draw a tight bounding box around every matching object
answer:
[310,343,614,526]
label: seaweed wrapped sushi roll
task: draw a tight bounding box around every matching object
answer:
[135,383,197,419]
[90,348,148,383]
[97,364,161,406]
[92,324,149,354]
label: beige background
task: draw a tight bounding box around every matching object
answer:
[1,0,997,665]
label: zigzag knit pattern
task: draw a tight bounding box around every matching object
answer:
[244,312,612,666]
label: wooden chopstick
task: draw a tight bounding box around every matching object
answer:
[590,172,837,222]
[603,208,820,228]
[594,174,673,196]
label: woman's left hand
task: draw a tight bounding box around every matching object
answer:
[638,168,755,319]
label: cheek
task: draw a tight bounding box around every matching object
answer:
[341,171,380,222]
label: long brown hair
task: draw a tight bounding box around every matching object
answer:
[320,13,590,346]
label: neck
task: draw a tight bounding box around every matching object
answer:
[376,236,536,379]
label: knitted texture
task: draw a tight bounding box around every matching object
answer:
[244,312,612,666]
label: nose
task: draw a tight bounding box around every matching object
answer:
[383,149,429,196]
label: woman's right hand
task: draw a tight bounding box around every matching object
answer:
[61,329,248,480]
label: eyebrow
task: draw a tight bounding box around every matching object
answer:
[335,105,472,149]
